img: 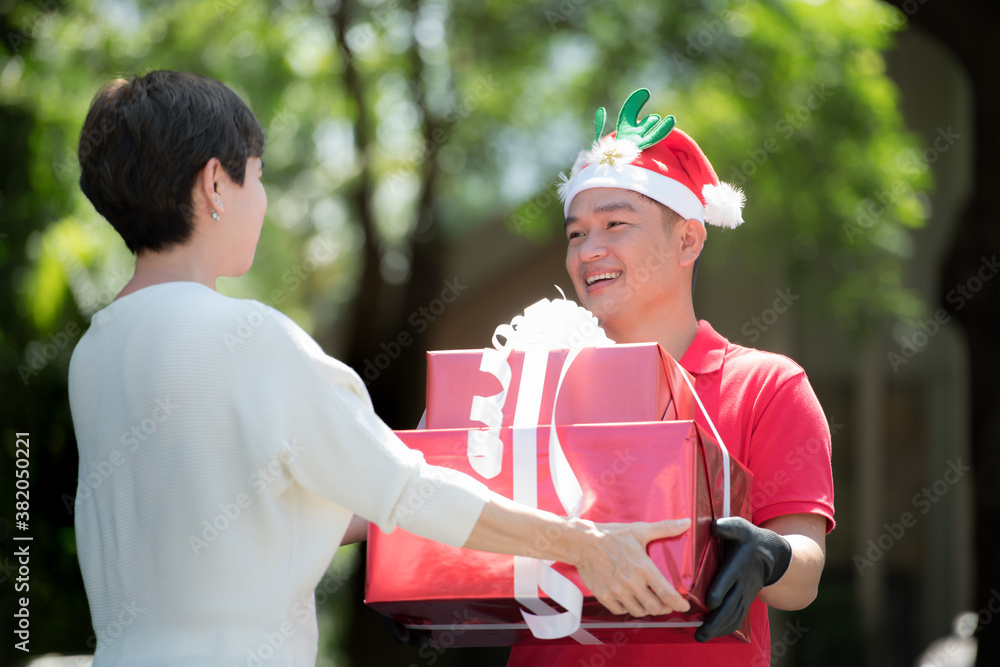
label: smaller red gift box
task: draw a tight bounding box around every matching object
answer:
[365,422,752,646]
[424,344,688,430]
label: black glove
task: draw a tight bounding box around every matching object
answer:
[695,517,792,642]
[381,615,432,650]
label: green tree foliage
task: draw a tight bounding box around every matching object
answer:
[483,0,929,330]
[0,0,927,664]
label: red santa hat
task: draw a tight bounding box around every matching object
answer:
[558,88,745,229]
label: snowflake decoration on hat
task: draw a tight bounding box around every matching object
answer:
[584,135,641,171]
[558,89,677,197]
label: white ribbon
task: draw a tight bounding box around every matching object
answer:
[467,298,611,642]
[511,348,594,641]
[670,358,732,518]
[546,346,585,517]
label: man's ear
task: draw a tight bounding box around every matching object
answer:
[677,218,707,268]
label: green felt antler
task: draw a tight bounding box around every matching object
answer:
[607,88,674,150]
[593,106,607,145]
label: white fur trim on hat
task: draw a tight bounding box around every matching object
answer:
[556,150,588,202]
[703,182,746,229]
[561,162,705,222]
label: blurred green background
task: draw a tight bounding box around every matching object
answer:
[1,0,996,665]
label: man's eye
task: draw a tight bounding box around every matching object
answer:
[567,230,583,240]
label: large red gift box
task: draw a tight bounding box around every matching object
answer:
[366,420,752,645]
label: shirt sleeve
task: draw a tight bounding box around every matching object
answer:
[239,304,491,547]
[745,372,836,532]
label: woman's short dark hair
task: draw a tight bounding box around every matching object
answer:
[78,70,266,254]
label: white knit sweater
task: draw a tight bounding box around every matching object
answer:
[68,282,489,666]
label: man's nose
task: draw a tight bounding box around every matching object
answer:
[579,233,608,261]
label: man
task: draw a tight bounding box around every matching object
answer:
[507,89,835,665]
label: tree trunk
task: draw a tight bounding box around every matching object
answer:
[330,2,499,664]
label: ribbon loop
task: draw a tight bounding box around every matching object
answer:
[467,342,514,478]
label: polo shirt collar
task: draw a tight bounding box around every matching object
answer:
[678,320,727,374]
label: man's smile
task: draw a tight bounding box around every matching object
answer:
[584,271,622,291]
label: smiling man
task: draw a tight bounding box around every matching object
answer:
[507,89,835,666]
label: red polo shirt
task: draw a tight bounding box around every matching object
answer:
[508,320,835,666]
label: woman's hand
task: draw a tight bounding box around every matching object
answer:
[463,495,690,618]
[574,518,691,617]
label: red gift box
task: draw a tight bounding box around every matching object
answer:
[424,343,690,430]
[365,422,752,646]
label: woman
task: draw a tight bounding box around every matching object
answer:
[68,70,691,665]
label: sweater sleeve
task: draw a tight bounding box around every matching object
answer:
[241,305,490,547]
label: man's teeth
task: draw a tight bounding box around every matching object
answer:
[586,272,621,286]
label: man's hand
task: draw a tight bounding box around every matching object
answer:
[575,518,692,618]
[695,517,792,642]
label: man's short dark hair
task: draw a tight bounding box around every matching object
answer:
[637,193,702,296]
[78,70,266,254]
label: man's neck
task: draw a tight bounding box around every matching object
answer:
[605,305,699,361]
